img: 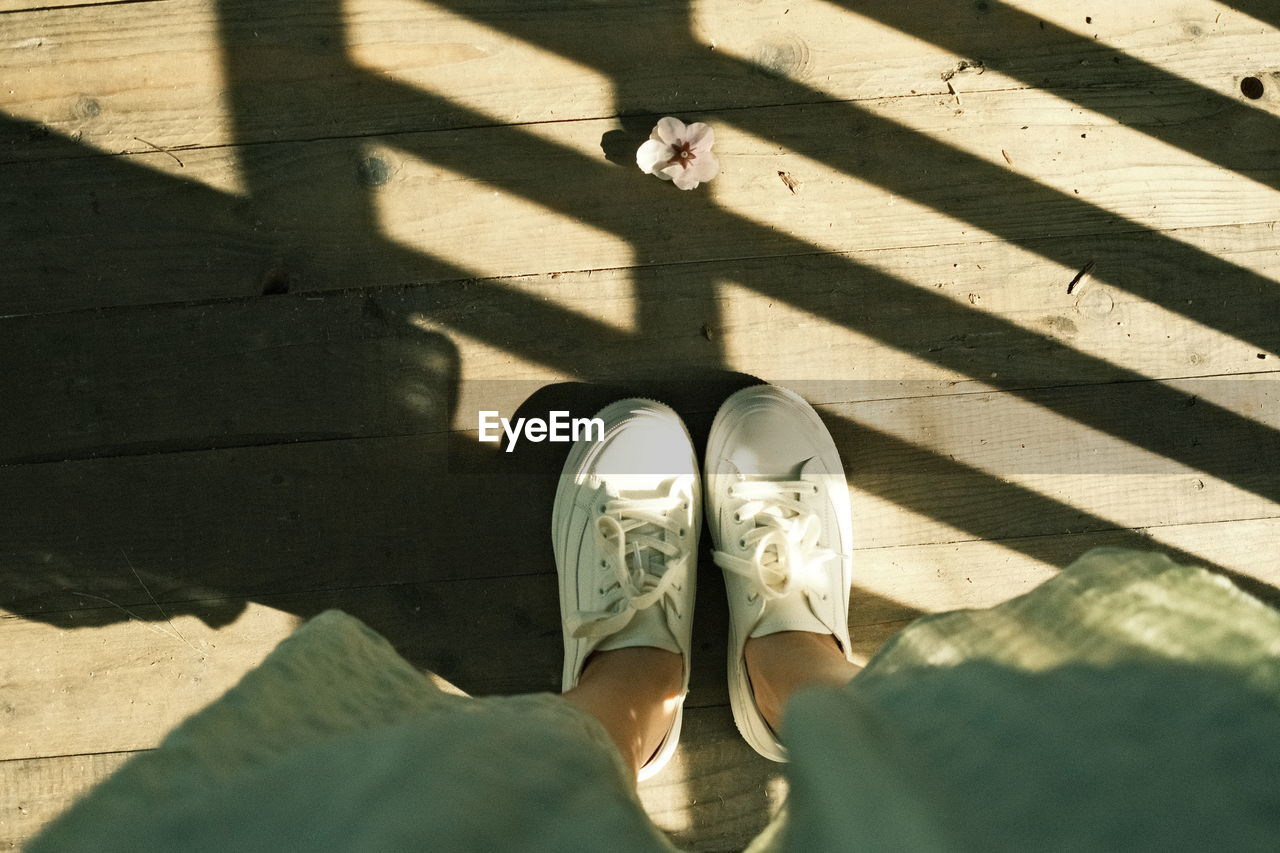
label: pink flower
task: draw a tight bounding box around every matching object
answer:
[636,117,719,190]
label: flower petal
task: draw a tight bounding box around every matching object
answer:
[652,163,677,181]
[670,167,701,190]
[636,139,674,174]
[653,117,686,146]
[684,122,715,151]
[685,152,720,183]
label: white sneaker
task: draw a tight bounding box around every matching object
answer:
[552,398,699,780]
[704,385,854,762]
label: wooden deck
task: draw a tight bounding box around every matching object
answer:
[3,0,1279,848]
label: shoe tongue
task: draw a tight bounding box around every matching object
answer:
[595,603,680,655]
[604,474,671,497]
[601,479,677,575]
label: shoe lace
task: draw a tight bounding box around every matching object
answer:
[567,483,689,640]
[713,480,836,603]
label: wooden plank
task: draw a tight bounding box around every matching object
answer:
[2,366,1276,619]
[4,516,1277,762]
[0,0,161,13]
[639,704,783,852]
[4,220,1279,463]
[0,706,775,853]
[0,752,130,852]
[3,0,1277,160]
[4,93,1280,318]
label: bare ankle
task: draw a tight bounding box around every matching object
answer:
[745,631,861,733]
[565,647,684,778]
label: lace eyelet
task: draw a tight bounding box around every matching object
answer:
[598,503,606,513]
[600,559,607,568]
[738,538,747,549]
[733,512,742,523]
[678,528,686,537]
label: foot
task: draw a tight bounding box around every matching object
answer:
[703,385,854,761]
[552,398,699,780]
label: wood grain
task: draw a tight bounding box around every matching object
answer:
[0,751,131,852]
[3,0,1277,159]
[4,220,1278,463]
[6,92,1279,318]
[2,368,1277,623]
[5,2,1280,850]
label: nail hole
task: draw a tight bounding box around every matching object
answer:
[1241,76,1264,99]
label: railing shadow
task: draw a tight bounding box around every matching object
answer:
[4,0,1280,845]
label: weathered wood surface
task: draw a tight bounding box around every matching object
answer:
[3,0,1277,160]
[5,0,1280,850]
[3,220,1278,463]
[3,371,1276,626]
[0,752,132,852]
[5,94,1279,317]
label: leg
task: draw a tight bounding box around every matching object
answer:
[744,631,862,733]
[553,399,701,782]
[562,647,683,777]
[703,385,859,760]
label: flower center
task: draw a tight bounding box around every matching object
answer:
[666,142,697,169]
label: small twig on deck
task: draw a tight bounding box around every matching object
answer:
[777,171,798,194]
[1067,259,1096,294]
[1001,149,1013,165]
[133,136,184,168]
[122,549,200,653]
[70,591,186,643]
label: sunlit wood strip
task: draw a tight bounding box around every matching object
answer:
[714,117,1280,268]
[696,0,1280,114]
[7,0,1278,160]
[819,386,1280,551]
[1,601,300,760]
[372,141,635,300]
[4,223,1276,461]
[347,0,616,158]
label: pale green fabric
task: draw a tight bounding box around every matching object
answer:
[32,549,1280,852]
[783,547,1280,852]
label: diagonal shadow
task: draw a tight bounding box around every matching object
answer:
[425,0,1280,361]
[1220,0,1280,29]
[827,0,1280,190]
[3,0,1274,624]
[327,78,1280,510]
[6,3,1280,842]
